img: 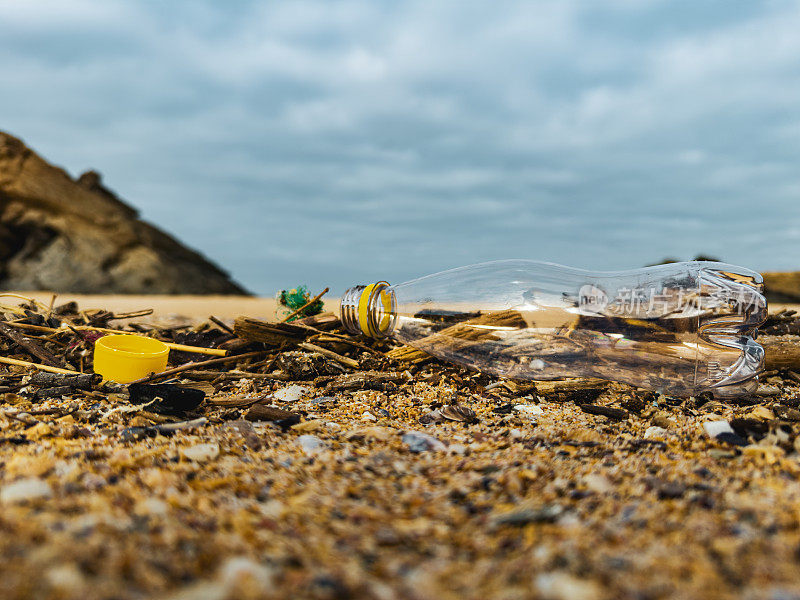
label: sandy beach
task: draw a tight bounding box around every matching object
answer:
[3,292,284,323]
[0,292,799,598]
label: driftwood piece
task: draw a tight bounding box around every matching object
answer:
[29,372,99,390]
[182,370,290,381]
[324,371,406,393]
[579,404,629,421]
[206,395,264,408]
[244,404,299,422]
[0,320,61,366]
[298,342,359,368]
[762,335,800,371]
[234,317,308,346]
[297,312,341,331]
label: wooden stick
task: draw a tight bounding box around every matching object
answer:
[127,351,267,384]
[0,293,51,311]
[298,341,359,368]
[0,356,78,375]
[108,309,154,320]
[281,287,329,322]
[183,370,291,381]
[163,343,227,356]
[209,315,235,334]
[309,333,385,357]
[0,321,61,366]
[294,324,385,357]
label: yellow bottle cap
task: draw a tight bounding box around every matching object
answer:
[94,334,170,383]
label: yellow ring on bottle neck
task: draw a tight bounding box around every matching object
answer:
[357,282,392,337]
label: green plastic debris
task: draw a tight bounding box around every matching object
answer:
[275,285,325,322]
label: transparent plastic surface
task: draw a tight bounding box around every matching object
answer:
[341,260,768,396]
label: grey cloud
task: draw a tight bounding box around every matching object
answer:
[0,0,798,294]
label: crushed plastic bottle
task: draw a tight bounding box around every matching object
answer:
[341,260,768,396]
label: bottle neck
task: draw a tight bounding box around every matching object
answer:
[340,282,395,338]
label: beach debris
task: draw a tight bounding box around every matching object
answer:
[234,317,309,346]
[323,371,405,393]
[276,285,326,322]
[419,409,444,424]
[244,404,299,424]
[421,404,477,424]
[440,404,477,422]
[0,319,62,366]
[345,261,768,397]
[128,383,205,415]
[29,372,100,390]
[578,404,628,421]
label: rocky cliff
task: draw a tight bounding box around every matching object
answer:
[0,131,248,294]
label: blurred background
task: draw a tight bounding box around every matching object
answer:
[1,0,798,296]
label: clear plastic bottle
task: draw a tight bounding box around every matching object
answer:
[341,260,768,396]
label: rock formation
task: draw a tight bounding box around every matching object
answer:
[0,131,248,294]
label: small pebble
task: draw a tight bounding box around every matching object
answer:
[493,504,564,527]
[401,431,446,453]
[644,426,667,440]
[1,477,53,504]
[297,434,326,455]
[219,556,275,595]
[703,420,734,438]
[535,571,601,600]
[583,474,612,494]
[181,443,220,462]
[658,481,687,499]
[747,406,775,420]
[274,385,310,403]
[514,404,544,418]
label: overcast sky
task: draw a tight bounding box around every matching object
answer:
[1,0,799,294]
